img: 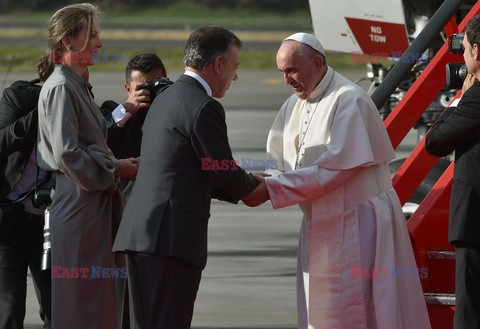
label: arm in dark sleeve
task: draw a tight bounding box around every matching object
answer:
[211,173,254,203]
[426,83,480,157]
[192,100,257,201]
[100,100,123,150]
[102,100,144,158]
[0,87,38,158]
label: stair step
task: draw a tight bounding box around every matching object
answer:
[425,292,456,305]
[426,250,456,260]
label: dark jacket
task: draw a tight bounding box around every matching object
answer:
[101,101,147,198]
[0,80,41,200]
[425,82,480,246]
[112,74,257,269]
[101,100,147,160]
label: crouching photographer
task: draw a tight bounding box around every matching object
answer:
[426,14,480,329]
[0,78,52,329]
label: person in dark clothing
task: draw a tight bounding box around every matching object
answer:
[0,79,51,329]
[113,26,259,329]
[426,14,480,329]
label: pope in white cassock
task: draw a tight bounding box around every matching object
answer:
[242,33,432,329]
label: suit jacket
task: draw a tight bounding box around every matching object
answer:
[112,74,257,269]
[425,82,480,246]
[0,80,41,200]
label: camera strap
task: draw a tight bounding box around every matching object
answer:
[11,170,51,204]
[33,139,53,191]
[34,169,52,191]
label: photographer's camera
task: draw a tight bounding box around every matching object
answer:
[446,33,468,89]
[448,33,465,55]
[446,62,468,89]
[33,185,55,271]
[145,77,172,101]
[32,186,54,209]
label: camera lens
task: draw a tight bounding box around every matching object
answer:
[446,62,467,89]
[41,207,51,271]
[457,64,468,80]
[448,33,465,55]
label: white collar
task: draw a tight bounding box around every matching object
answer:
[184,70,212,96]
[307,66,334,103]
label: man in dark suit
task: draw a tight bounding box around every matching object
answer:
[0,79,51,329]
[112,26,259,329]
[103,53,168,329]
[425,14,480,329]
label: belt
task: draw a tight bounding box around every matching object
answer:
[343,163,392,210]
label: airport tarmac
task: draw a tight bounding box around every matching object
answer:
[2,69,416,328]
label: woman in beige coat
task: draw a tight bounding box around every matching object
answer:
[36,3,138,328]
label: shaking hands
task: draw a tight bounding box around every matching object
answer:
[242,172,271,207]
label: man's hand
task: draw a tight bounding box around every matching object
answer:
[117,157,140,178]
[242,172,271,207]
[250,172,271,183]
[462,73,478,95]
[123,81,151,115]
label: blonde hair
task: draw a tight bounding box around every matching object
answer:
[36,3,101,81]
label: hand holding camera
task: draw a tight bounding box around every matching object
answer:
[144,77,172,100]
[462,73,478,95]
[446,33,468,89]
[123,81,151,114]
[123,77,172,115]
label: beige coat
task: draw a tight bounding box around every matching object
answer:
[37,65,123,329]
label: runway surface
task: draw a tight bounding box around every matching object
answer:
[2,69,416,328]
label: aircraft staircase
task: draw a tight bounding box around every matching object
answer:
[376,1,480,328]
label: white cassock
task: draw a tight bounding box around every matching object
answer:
[264,66,431,329]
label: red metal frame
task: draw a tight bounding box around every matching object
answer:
[384,2,480,328]
[387,2,480,204]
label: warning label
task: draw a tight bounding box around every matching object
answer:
[345,17,409,55]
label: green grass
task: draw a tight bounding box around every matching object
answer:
[0,0,313,31]
[0,47,279,73]
[0,0,366,74]
[0,47,44,74]
[0,46,365,74]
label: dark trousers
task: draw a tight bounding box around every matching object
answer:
[116,272,130,328]
[126,252,202,329]
[454,242,480,329]
[0,205,51,329]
